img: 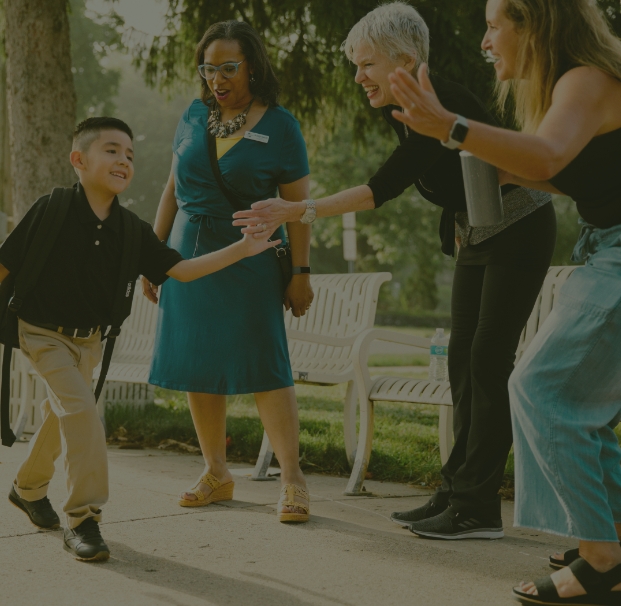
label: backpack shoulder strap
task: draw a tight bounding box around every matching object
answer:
[94,207,142,402]
[2,187,73,447]
[10,188,74,312]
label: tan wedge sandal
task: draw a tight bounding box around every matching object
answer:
[178,473,234,508]
[277,484,310,523]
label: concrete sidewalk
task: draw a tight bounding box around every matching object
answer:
[1,443,574,606]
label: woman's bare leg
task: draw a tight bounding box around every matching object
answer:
[254,386,307,514]
[180,392,233,501]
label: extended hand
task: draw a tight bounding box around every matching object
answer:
[241,230,282,257]
[284,275,314,317]
[389,65,456,142]
[141,276,159,304]
[232,198,303,233]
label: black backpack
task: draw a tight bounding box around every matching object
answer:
[0,187,143,447]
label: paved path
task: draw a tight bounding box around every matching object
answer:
[1,443,574,606]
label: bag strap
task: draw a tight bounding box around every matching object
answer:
[206,124,247,213]
[206,122,288,254]
[10,188,74,312]
[94,208,142,402]
[1,344,14,447]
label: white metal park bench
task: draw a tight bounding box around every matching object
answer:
[343,265,579,495]
[8,291,158,439]
[251,272,392,480]
[9,272,393,456]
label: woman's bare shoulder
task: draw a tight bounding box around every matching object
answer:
[555,65,619,93]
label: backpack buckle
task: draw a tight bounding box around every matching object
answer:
[106,327,121,339]
[8,297,22,312]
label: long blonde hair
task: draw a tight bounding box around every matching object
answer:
[497,0,621,132]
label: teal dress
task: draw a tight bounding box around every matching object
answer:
[149,100,309,393]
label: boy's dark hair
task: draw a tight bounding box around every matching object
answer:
[195,21,281,107]
[73,117,134,152]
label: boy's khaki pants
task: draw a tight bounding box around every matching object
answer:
[13,320,108,529]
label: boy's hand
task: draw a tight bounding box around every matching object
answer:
[141,276,159,304]
[241,228,282,257]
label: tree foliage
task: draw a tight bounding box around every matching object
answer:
[122,0,621,130]
[69,0,122,121]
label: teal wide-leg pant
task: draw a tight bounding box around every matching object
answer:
[509,222,621,541]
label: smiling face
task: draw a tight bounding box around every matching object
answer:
[71,129,134,195]
[203,38,253,110]
[482,0,522,81]
[352,41,416,109]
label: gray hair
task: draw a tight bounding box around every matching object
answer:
[341,2,430,69]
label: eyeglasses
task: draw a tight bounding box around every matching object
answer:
[198,60,245,80]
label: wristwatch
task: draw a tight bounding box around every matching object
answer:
[300,199,317,224]
[292,266,311,275]
[441,114,469,150]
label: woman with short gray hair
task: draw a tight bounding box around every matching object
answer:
[234,1,556,540]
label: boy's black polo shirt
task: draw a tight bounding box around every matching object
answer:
[0,183,183,329]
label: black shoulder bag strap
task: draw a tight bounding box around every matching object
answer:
[94,209,142,403]
[1,187,74,447]
[206,126,293,291]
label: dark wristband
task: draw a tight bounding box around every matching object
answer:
[292,266,311,275]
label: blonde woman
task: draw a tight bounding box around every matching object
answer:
[390,0,621,603]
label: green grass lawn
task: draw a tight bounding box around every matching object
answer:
[104,323,621,499]
[105,379,518,497]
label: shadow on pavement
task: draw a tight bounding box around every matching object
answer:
[45,531,336,606]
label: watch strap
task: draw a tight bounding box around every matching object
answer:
[292,266,311,275]
[441,114,469,150]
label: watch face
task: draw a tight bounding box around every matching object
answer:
[452,122,469,143]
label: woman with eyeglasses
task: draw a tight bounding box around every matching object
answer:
[143,20,313,523]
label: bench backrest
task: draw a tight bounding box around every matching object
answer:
[284,273,391,381]
[515,265,578,363]
[111,287,159,365]
[285,273,392,337]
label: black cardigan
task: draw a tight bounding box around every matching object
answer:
[367,75,518,256]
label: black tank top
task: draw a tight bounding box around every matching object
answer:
[549,127,621,228]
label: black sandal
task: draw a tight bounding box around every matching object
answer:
[549,543,621,570]
[513,557,621,605]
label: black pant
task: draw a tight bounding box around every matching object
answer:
[433,263,550,518]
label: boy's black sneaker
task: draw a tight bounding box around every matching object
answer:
[390,498,448,527]
[63,518,110,561]
[408,507,504,540]
[8,486,60,529]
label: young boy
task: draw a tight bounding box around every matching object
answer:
[1,117,278,561]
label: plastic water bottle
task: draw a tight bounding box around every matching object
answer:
[429,328,449,382]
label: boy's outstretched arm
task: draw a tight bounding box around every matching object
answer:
[166,231,281,283]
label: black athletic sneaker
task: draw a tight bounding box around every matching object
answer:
[63,518,110,561]
[390,498,449,527]
[8,486,60,529]
[408,507,504,540]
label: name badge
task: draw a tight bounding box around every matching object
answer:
[244,131,269,144]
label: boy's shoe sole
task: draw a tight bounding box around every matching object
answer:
[63,542,110,562]
[8,489,60,530]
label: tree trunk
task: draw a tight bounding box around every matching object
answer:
[4,0,76,221]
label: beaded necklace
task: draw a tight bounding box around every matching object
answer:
[207,98,255,138]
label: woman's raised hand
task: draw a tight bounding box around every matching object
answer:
[389,65,456,142]
[232,197,304,233]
